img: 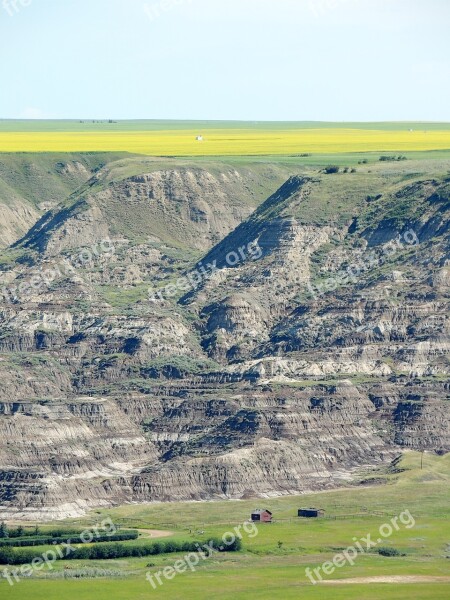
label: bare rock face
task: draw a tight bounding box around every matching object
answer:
[0,161,449,519]
[0,382,393,518]
[0,201,39,248]
[0,399,155,520]
[0,377,446,519]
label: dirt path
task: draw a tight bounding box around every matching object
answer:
[136,529,174,539]
[321,576,450,585]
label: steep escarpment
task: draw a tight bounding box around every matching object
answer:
[182,173,450,370]
[0,377,447,519]
[0,157,448,519]
[14,162,290,256]
[0,381,393,518]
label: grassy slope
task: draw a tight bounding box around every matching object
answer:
[0,152,131,249]
[1,452,449,599]
[0,153,128,210]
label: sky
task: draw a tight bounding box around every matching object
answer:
[0,0,449,121]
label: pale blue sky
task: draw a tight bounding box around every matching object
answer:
[0,0,449,120]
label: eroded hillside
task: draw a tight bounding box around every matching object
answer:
[0,156,448,519]
[0,153,129,248]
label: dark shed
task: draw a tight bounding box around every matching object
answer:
[298,508,325,518]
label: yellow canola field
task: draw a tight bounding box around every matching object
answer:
[1,128,450,155]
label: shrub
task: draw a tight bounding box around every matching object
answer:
[377,547,405,557]
[0,547,14,564]
[323,165,339,174]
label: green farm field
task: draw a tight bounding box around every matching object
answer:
[2,120,450,132]
[1,452,449,599]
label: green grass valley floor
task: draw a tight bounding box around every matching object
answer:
[1,452,449,599]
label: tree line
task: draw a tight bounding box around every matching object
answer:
[0,530,138,548]
[0,537,242,565]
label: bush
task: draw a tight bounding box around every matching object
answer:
[377,547,405,557]
[366,194,382,203]
[0,547,14,564]
[323,165,339,174]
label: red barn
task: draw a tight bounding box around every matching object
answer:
[251,509,273,523]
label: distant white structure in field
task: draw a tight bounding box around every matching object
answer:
[196,135,204,141]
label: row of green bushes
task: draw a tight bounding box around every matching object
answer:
[0,537,241,565]
[322,166,357,174]
[0,530,138,548]
[0,523,88,539]
[379,155,407,162]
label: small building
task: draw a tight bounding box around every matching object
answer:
[298,508,325,518]
[251,509,273,523]
[196,135,204,141]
